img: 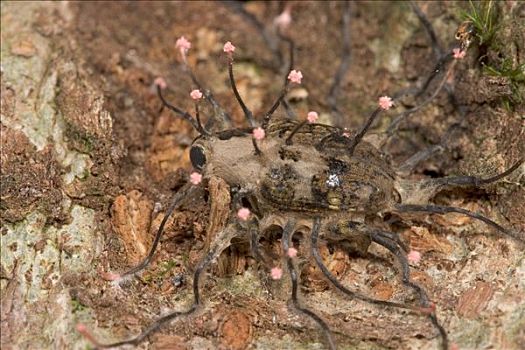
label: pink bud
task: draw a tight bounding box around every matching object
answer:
[175,36,191,53]
[76,323,87,333]
[76,322,99,346]
[407,250,421,264]
[418,302,436,315]
[287,247,298,258]
[452,48,466,59]
[190,89,203,100]
[271,267,283,280]
[378,96,394,110]
[154,77,167,90]
[307,111,319,123]
[100,271,120,281]
[223,41,236,54]
[190,172,203,185]
[450,343,460,350]
[237,207,251,221]
[253,127,266,140]
[274,9,292,31]
[287,69,303,84]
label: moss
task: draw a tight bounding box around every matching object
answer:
[71,299,87,313]
[216,270,265,298]
[64,121,96,155]
[143,259,179,283]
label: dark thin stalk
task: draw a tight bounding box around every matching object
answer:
[157,86,209,135]
[311,218,430,314]
[285,120,307,145]
[327,2,352,124]
[347,107,383,155]
[81,230,228,348]
[228,59,256,127]
[369,230,448,350]
[117,183,196,279]
[281,220,336,350]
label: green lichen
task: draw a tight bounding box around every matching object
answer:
[71,299,87,313]
[143,259,179,283]
[64,121,97,154]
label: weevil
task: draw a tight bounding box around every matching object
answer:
[78,3,524,349]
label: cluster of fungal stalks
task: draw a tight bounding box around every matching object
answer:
[78,3,523,350]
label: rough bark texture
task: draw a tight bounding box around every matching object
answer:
[1,2,524,350]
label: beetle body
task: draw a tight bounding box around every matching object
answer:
[192,117,400,255]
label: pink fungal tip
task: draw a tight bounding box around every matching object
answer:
[270,267,283,280]
[237,207,251,221]
[175,36,191,53]
[418,302,436,315]
[76,322,100,347]
[307,111,319,123]
[75,323,87,333]
[223,41,236,54]
[274,8,292,31]
[154,77,167,90]
[407,250,422,264]
[100,271,120,281]
[190,172,203,185]
[253,127,266,140]
[287,247,298,258]
[453,47,466,59]
[190,89,203,100]
[287,69,303,84]
[378,95,394,110]
[450,343,460,350]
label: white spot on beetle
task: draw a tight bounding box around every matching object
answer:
[326,174,340,188]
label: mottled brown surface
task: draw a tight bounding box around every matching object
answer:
[1,1,524,350]
[0,126,64,223]
[456,281,495,319]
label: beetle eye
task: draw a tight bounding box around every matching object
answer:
[190,146,206,170]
